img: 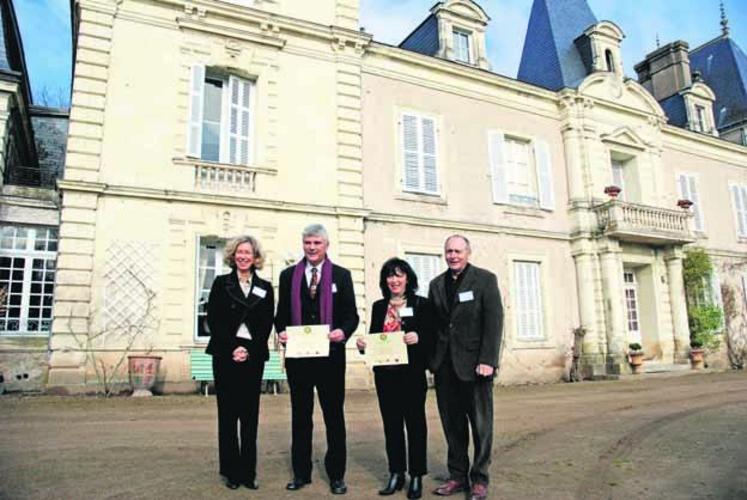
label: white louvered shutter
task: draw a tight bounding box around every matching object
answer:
[611,160,625,200]
[489,131,508,204]
[402,114,420,191]
[732,184,747,237]
[422,117,438,193]
[534,139,554,210]
[405,253,441,297]
[678,174,704,231]
[187,64,206,158]
[514,261,544,340]
[228,76,252,166]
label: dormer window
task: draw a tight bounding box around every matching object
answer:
[605,49,615,72]
[695,105,707,132]
[453,29,472,64]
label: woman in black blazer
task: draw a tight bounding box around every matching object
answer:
[206,235,274,490]
[356,258,434,499]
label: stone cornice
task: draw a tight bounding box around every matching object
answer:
[663,125,747,166]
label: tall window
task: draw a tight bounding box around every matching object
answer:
[731,184,747,238]
[504,137,538,206]
[513,261,544,341]
[623,271,640,342]
[405,253,441,297]
[489,132,554,210]
[453,30,472,63]
[195,237,229,341]
[678,173,704,231]
[0,226,58,335]
[695,105,707,132]
[187,65,254,166]
[401,112,439,195]
[611,159,626,201]
[605,50,615,72]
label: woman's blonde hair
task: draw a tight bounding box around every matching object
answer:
[223,235,265,270]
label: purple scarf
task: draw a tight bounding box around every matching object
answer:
[291,258,334,327]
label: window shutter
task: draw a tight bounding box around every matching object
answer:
[732,185,747,237]
[228,76,252,166]
[187,64,205,158]
[421,118,438,193]
[489,132,508,203]
[687,176,704,231]
[710,271,724,330]
[534,139,554,210]
[402,114,420,191]
[611,160,625,200]
[514,261,544,340]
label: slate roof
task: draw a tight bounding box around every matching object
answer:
[517,0,597,90]
[659,93,688,128]
[399,14,440,57]
[689,36,747,130]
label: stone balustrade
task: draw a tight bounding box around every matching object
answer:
[594,199,695,245]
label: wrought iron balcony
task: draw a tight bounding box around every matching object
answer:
[593,199,695,245]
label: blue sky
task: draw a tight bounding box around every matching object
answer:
[13,0,747,108]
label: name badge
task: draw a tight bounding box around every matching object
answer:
[332,283,338,293]
[399,307,414,318]
[252,287,267,299]
[459,291,474,302]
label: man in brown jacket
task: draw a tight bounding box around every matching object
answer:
[428,235,503,500]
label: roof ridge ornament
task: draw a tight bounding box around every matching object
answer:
[720,0,730,37]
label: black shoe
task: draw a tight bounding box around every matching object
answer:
[224,478,240,490]
[378,473,405,495]
[286,478,311,491]
[407,476,422,499]
[242,479,259,490]
[330,479,348,495]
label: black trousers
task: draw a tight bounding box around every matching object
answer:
[286,356,346,481]
[434,356,493,485]
[213,356,265,483]
[374,367,428,476]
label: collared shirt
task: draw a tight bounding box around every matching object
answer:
[305,259,325,287]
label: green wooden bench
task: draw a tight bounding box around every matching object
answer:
[190,349,286,396]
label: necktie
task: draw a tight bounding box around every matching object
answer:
[309,267,319,300]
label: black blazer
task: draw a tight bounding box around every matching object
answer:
[274,261,359,358]
[368,294,434,372]
[428,264,503,381]
[205,271,275,362]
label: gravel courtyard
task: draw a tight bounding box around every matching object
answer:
[1,371,746,499]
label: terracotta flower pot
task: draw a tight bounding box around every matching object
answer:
[128,355,162,397]
[628,351,644,374]
[677,199,694,209]
[690,348,705,370]
[604,185,622,198]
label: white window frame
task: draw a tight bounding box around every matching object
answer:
[623,270,641,344]
[404,252,442,297]
[186,65,255,167]
[512,260,545,341]
[194,236,230,342]
[695,104,707,132]
[730,183,747,238]
[0,226,58,337]
[677,172,705,232]
[488,131,554,210]
[400,111,440,196]
[452,29,472,64]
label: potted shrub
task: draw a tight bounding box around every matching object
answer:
[628,342,644,374]
[689,339,705,369]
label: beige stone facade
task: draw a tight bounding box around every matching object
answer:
[42,0,747,392]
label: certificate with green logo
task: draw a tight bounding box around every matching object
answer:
[366,331,408,367]
[285,325,330,358]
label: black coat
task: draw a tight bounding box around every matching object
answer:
[368,294,435,372]
[206,271,275,361]
[428,264,503,381]
[274,261,359,359]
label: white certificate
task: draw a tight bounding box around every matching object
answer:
[366,331,409,367]
[285,324,330,358]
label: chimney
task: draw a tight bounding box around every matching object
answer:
[634,41,692,101]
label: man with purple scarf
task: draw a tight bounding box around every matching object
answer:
[275,224,359,495]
